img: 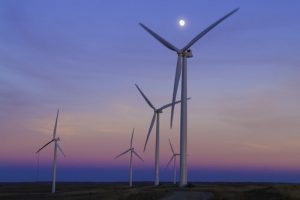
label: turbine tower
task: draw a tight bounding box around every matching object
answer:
[139,8,239,187]
[166,139,180,184]
[114,129,144,187]
[135,84,188,186]
[36,109,65,193]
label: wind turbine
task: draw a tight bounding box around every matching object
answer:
[139,8,239,187]
[36,109,65,193]
[114,129,144,187]
[166,139,180,184]
[135,83,189,186]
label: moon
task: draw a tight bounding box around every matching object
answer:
[179,19,186,27]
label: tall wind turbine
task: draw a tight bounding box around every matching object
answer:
[114,129,144,187]
[166,139,180,184]
[36,109,65,193]
[139,8,239,187]
[135,84,188,186]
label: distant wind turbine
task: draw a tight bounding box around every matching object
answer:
[139,8,239,186]
[36,109,65,193]
[114,129,144,187]
[135,83,189,186]
[165,139,180,184]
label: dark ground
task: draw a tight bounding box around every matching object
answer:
[1,182,300,200]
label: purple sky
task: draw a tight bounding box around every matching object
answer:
[1,0,300,182]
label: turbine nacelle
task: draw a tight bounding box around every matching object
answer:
[155,109,163,114]
[184,49,193,58]
[178,49,193,58]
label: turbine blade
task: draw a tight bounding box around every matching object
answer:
[143,112,156,152]
[169,139,175,154]
[165,155,175,170]
[170,55,182,128]
[139,23,179,52]
[135,84,155,110]
[160,101,180,111]
[36,139,55,153]
[114,148,131,159]
[182,8,239,52]
[133,150,144,162]
[130,128,134,148]
[53,109,59,139]
[57,143,66,157]
[159,97,191,111]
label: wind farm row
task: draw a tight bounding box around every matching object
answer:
[35,7,239,193]
[36,85,183,193]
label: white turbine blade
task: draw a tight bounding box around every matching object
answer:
[53,109,59,139]
[36,139,55,153]
[114,148,131,159]
[182,8,239,52]
[139,23,179,52]
[143,112,156,152]
[133,150,144,162]
[57,143,66,157]
[165,155,175,169]
[170,55,182,128]
[135,84,155,110]
[159,97,191,111]
[169,139,175,154]
[130,128,134,148]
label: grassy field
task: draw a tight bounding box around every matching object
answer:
[1,182,300,200]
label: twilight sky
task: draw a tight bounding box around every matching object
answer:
[1,0,300,182]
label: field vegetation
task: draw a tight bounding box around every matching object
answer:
[1,182,300,200]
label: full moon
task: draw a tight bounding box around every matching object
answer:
[179,19,185,27]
